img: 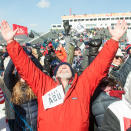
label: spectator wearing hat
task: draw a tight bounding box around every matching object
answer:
[0,20,127,131]
[125,44,131,54]
[55,43,67,62]
[109,53,131,89]
[101,54,131,131]
[109,48,124,74]
[112,48,124,66]
[72,47,83,75]
[74,47,82,56]
[43,42,55,56]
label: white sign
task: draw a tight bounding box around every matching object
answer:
[80,43,85,50]
[42,85,65,110]
[76,23,85,33]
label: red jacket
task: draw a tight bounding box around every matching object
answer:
[55,47,67,62]
[7,39,118,131]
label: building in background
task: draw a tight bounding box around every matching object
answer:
[61,12,131,30]
[51,24,64,30]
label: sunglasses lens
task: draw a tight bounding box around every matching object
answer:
[115,56,122,59]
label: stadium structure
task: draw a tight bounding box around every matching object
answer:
[60,12,131,30]
[51,12,131,30]
[0,12,130,45]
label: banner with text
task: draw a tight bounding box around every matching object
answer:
[13,24,28,36]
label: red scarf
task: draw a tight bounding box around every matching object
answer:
[109,90,125,99]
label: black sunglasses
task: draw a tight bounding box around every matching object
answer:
[115,56,123,59]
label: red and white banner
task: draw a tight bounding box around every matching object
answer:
[13,24,28,36]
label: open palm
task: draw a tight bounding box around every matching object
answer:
[0,20,17,43]
[108,20,128,41]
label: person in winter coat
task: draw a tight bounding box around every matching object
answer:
[77,38,103,75]
[101,72,131,131]
[87,39,102,65]
[72,47,83,75]
[0,58,16,131]
[0,20,127,131]
[100,54,131,131]
[92,77,124,131]
[55,43,67,62]
[4,59,38,131]
[110,54,131,89]
[43,45,61,77]
[108,48,124,74]
[65,35,75,64]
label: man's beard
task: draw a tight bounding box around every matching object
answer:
[57,72,72,80]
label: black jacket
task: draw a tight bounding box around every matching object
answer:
[92,92,119,130]
[100,108,120,131]
[14,99,38,131]
[4,59,38,131]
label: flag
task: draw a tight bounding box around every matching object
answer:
[123,117,131,131]
[13,24,28,36]
[0,88,5,104]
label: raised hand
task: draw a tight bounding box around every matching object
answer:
[58,43,62,49]
[0,20,18,43]
[108,19,128,41]
[57,43,62,50]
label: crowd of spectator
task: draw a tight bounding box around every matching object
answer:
[0,19,131,131]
